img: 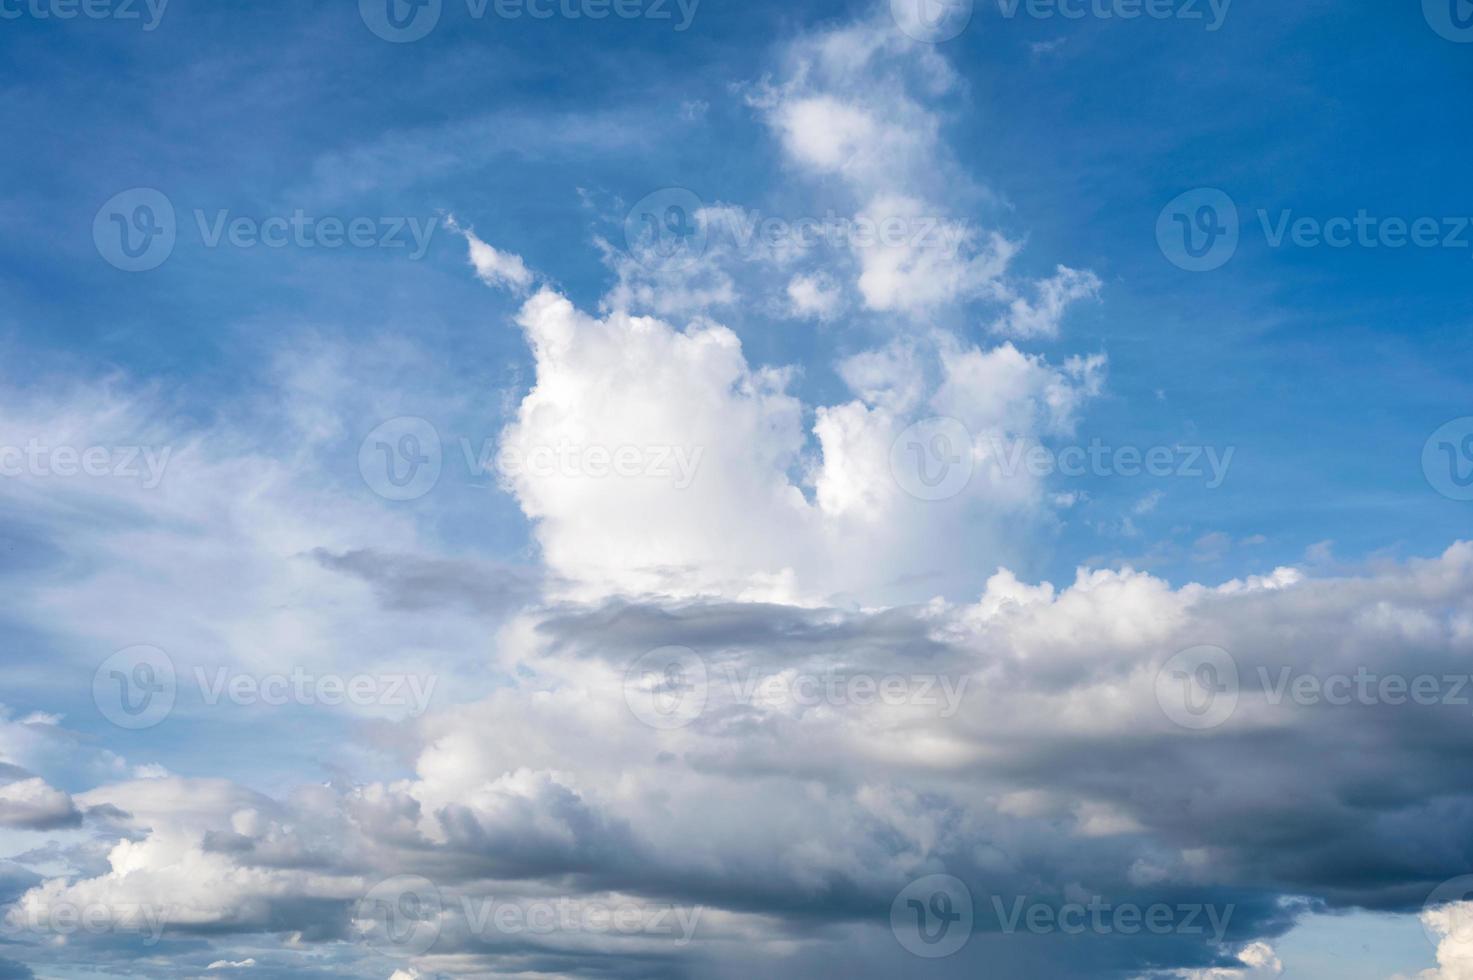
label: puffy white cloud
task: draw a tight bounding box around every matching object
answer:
[448,217,534,292]
[1172,941,1283,978]
[0,779,79,831]
[598,229,739,318]
[770,95,886,177]
[747,16,1099,329]
[786,272,844,321]
[991,265,1103,340]
[851,195,1016,315]
[487,280,1101,603]
[1414,903,1473,979]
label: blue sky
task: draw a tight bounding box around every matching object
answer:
[1,0,1471,977]
[6,0,1471,585]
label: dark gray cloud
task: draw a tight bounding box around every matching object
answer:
[4,548,1471,978]
[312,547,545,616]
